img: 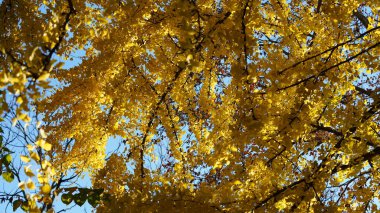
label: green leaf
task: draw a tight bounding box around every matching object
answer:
[93,188,104,195]
[2,147,10,152]
[73,193,86,206]
[78,187,89,194]
[3,154,12,165]
[13,200,23,212]
[2,172,14,182]
[102,193,111,202]
[87,194,100,208]
[61,193,73,205]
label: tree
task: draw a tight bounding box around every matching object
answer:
[1,0,380,212]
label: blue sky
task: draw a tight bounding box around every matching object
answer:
[0,49,96,213]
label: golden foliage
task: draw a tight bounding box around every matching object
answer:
[1,0,380,212]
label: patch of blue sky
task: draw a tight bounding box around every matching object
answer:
[0,44,93,211]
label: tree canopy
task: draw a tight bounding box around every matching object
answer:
[1,0,380,212]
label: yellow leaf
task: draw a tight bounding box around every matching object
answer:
[29,47,39,61]
[39,129,47,139]
[11,118,17,127]
[41,184,51,194]
[173,116,180,122]
[42,142,52,151]
[41,160,51,170]
[42,33,49,42]
[56,62,65,69]
[50,167,56,176]
[27,179,36,190]
[186,54,193,63]
[36,138,44,146]
[27,144,35,151]
[18,182,26,191]
[214,161,222,169]
[37,72,50,82]
[275,198,292,210]
[43,196,53,204]
[30,152,40,162]
[16,97,23,104]
[20,155,31,163]
[37,174,48,184]
[24,166,35,177]
[342,155,350,164]
[233,180,242,185]
[36,138,52,151]
[146,134,154,142]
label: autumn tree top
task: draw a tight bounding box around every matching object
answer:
[0,0,380,212]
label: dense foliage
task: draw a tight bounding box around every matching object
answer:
[1,0,380,212]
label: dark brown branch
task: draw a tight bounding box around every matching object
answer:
[354,86,373,96]
[331,146,380,174]
[277,41,380,91]
[42,0,76,71]
[266,146,286,166]
[253,179,305,210]
[311,124,343,136]
[139,65,186,178]
[241,0,249,76]
[316,0,322,13]
[353,11,369,29]
[278,26,380,75]
[253,145,379,210]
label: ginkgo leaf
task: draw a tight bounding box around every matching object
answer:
[2,172,14,182]
[42,33,49,42]
[37,174,48,184]
[37,73,50,82]
[39,129,48,139]
[3,154,12,165]
[61,194,73,205]
[20,155,31,163]
[41,184,51,194]
[18,182,26,191]
[29,47,39,61]
[27,179,35,190]
[41,160,51,170]
[24,166,35,177]
[56,62,65,69]
[275,198,292,210]
[42,142,52,151]
[230,146,238,152]
[35,138,52,151]
[13,200,23,212]
[233,180,242,185]
[186,54,193,63]
[30,152,40,162]
[27,144,35,151]
[16,97,23,104]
